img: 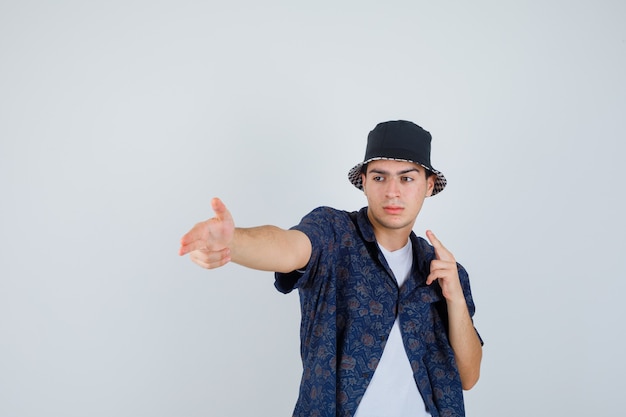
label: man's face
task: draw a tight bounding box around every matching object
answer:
[361,159,435,234]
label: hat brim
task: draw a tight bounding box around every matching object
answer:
[348,157,447,196]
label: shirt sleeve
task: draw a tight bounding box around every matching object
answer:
[457,262,484,346]
[274,206,336,294]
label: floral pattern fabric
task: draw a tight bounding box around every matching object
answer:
[275,206,481,417]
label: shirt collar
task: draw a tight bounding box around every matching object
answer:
[355,207,377,243]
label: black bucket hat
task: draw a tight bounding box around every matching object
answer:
[348,120,447,196]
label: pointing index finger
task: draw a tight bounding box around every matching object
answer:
[425,230,453,261]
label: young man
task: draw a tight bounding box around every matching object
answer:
[179,120,483,417]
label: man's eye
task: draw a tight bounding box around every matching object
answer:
[402,176,414,182]
[373,176,384,182]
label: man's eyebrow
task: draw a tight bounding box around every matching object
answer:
[369,167,420,175]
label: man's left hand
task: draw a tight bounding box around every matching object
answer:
[426,230,464,304]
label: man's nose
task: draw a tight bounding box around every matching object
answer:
[385,178,400,197]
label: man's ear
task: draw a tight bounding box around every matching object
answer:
[361,172,367,195]
[426,175,435,197]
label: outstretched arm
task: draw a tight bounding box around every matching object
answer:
[426,230,483,390]
[179,198,312,273]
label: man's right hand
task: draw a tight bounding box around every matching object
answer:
[179,197,235,269]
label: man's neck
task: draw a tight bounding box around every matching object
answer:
[373,228,411,252]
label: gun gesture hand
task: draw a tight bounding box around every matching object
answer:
[179,198,235,269]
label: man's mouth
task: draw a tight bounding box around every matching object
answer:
[383,205,404,215]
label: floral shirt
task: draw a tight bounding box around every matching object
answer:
[275,206,481,417]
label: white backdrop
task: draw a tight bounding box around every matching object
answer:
[1,1,625,416]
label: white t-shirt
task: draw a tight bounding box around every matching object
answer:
[354,239,431,417]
